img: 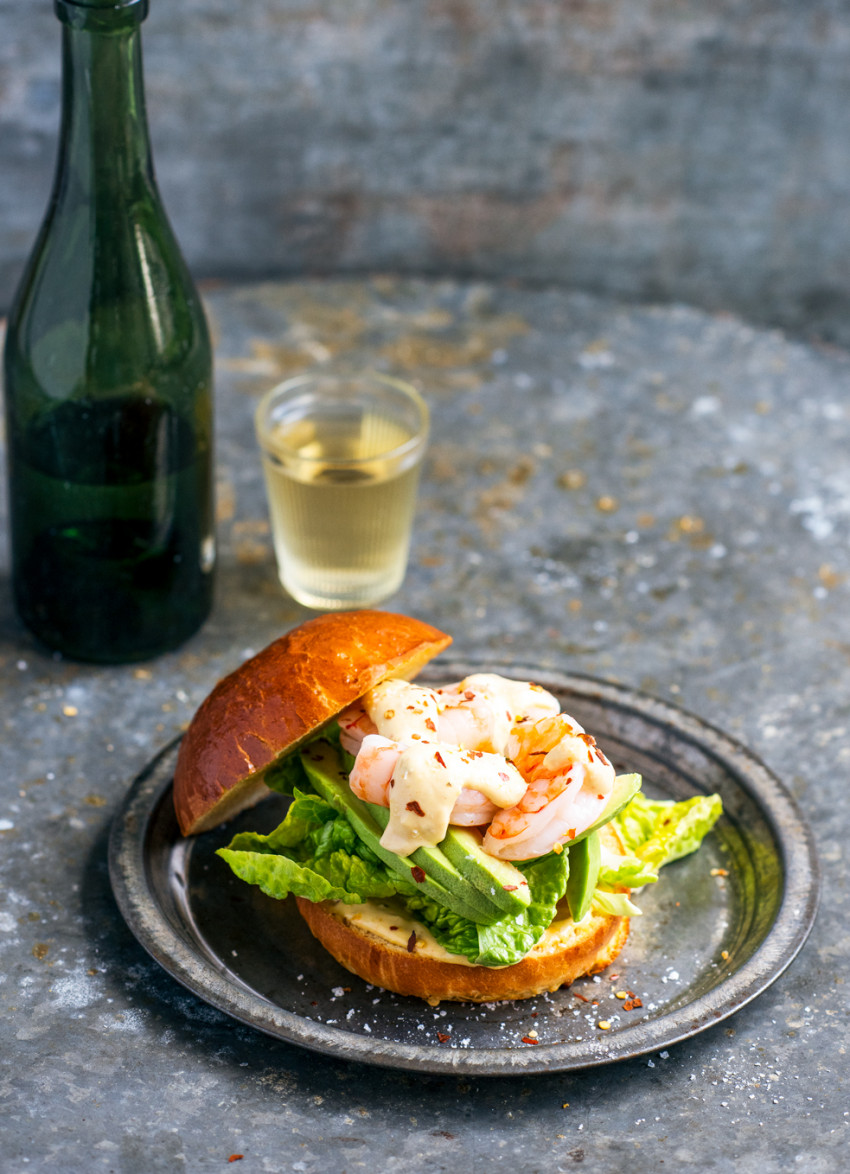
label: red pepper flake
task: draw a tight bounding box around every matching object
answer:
[573,993,589,1003]
[623,998,643,1011]
[228,1158,244,1165]
[406,800,426,817]
[521,1036,539,1045]
[437,1031,451,1043]
[503,884,518,891]
[498,771,510,783]
[435,751,447,768]
[464,691,475,701]
[531,1012,538,1018]
[411,866,426,883]
[591,1000,600,1006]
[608,974,619,981]
[566,828,576,840]
[407,931,417,953]
[425,718,437,731]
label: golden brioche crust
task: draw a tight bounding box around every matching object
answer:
[296,895,629,1004]
[174,611,451,835]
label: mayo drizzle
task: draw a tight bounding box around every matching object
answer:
[364,679,440,742]
[380,742,525,856]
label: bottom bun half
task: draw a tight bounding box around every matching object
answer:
[296,896,629,1004]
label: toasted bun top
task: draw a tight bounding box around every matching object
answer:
[173,611,452,836]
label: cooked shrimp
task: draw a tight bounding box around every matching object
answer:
[482,714,615,860]
[437,674,561,754]
[338,704,379,755]
[348,734,397,805]
[448,788,500,827]
[347,734,525,851]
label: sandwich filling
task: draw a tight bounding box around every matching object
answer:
[219,673,722,970]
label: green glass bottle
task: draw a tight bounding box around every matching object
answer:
[3,0,215,663]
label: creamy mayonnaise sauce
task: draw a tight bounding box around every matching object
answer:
[379,742,526,856]
[363,679,440,742]
[330,899,479,966]
[328,896,596,970]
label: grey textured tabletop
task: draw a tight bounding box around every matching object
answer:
[1,277,846,1172]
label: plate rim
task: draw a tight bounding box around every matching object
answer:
[108,665,821,1075]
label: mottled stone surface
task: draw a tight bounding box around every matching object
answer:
[1,277,849,1170]
[4,1,850,342]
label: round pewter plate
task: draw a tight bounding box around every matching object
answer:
[108,665,820,1075]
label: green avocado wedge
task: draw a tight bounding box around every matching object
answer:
[299,740,503,925]
[438,826,532,915]
[566,829,602,923]
[364,802,507,925]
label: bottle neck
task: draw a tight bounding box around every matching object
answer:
[55,1,155,197]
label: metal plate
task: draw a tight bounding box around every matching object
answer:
[108,665,820,1075]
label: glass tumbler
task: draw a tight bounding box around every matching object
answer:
[255,371,429,610]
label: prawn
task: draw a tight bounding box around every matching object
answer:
[482,714,615,860]
[348,734,524,829]
[339,674,560,756]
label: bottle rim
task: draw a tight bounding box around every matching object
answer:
[55,0,149,30]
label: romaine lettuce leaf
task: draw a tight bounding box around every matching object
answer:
[614,792,722,868]
[405,850,571,967]
[592,890,643,918]
[218,787,400,903]
[597,854,659,891]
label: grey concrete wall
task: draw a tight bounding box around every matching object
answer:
[3,0,850,343]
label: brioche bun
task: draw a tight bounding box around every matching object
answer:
[296,896,629,1004]
[173,611,451,835]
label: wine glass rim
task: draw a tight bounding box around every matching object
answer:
[255,371,429,465]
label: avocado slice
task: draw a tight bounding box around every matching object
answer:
[299,740,503,925]
[566,829,602,922]
[364,803,506,924]
[439,827,532,915]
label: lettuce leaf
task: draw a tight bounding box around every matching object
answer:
[263,722,347,796]
[405,850,571,967]
[597,854,659,891]
[592,890,643,918]
[614,792,722,868]
[218,788,400,904]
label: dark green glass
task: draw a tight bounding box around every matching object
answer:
[3,0,215,663]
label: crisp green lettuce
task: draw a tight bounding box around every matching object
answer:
[263,722,348,796]
[404,850,571,967]
[597,854,659,891]
[592,890,643,918]
[614,791,722,868]
[218,788,400,904]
